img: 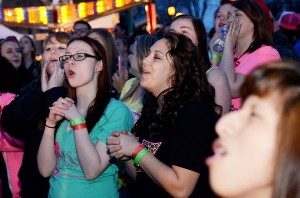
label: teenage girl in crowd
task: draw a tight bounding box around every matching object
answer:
[19,35,40,80]
[170,14,231,115]
[87,28,120,98]
[207,60,300,198]
[37,37,133,197]
[119,34,158,123]
[210,0,281,111]
[107,32,220,197]
[0,36,31,93]
[209,0,233,67]
[2,32,71,198]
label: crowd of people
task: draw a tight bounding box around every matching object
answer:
[0,0,300,197]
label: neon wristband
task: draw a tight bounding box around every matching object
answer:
[117,177,125,187]
[73,123,87,131]
[131,144,144,158]
[211,53,222,61]
[70,118,86,127]
[133,148,149,166]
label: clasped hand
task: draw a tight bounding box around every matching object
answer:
[106,131,140,160]
[47,97,82,126]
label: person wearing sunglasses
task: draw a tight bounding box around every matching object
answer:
[37,37,133,198]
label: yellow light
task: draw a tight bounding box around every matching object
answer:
[168,6,176,16]
[96,0,106,13]
[27,8,36,23]
[115,0,124,8]
[38,6,48,25]
[78,2,88,18]
[14,8,25,23]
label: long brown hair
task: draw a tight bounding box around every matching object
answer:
[232,0,273,52]
[171,14,210,69]
[87,28,119,76]
[241,60,300,198]
[66,37,111,132]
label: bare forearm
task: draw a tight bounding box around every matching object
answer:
[74,129,108,180]
[137,153,198,197]
[220,47,235,87]
[37,128,57,177]
[125,160,137,180]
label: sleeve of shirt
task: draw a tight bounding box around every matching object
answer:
[238,46,281,75]
[2,81,67,141]
[95,100,134,144]
[168,101,218,173]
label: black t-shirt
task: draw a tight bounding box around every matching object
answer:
[134,100,218,198]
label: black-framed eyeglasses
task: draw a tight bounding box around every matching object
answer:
[59,53,101,64]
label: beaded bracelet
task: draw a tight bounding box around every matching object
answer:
[133,148,149,166]
[211,53,222,61]
[131,144,145,159]
[73,123,87,131]
[70,118,86,127]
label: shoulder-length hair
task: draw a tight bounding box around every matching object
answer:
[171,14,210,69]
[42,32,71,51]
[87,28,119,75]
[240,60,300,198]
[120,34,158,102]
[66,37,111,132]
[132,32,220,136]
[232,0,273,52]
[20,35,37,60]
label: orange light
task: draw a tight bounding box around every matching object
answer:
[145,3,157,34]
[87,2,95,16]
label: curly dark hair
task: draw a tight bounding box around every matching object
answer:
[132,32,221,136]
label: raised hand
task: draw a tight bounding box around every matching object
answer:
[112,66,128,93]
[48,97,76,126]
[225,18,241,51]
[41,61,65,92]
[48,62,65,90]
[49,97,83,122]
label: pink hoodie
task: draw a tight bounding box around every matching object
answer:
[0,93,24,198]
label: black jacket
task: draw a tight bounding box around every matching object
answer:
[2,79,67,198]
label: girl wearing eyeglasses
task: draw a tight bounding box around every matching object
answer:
[37,37,133,198]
